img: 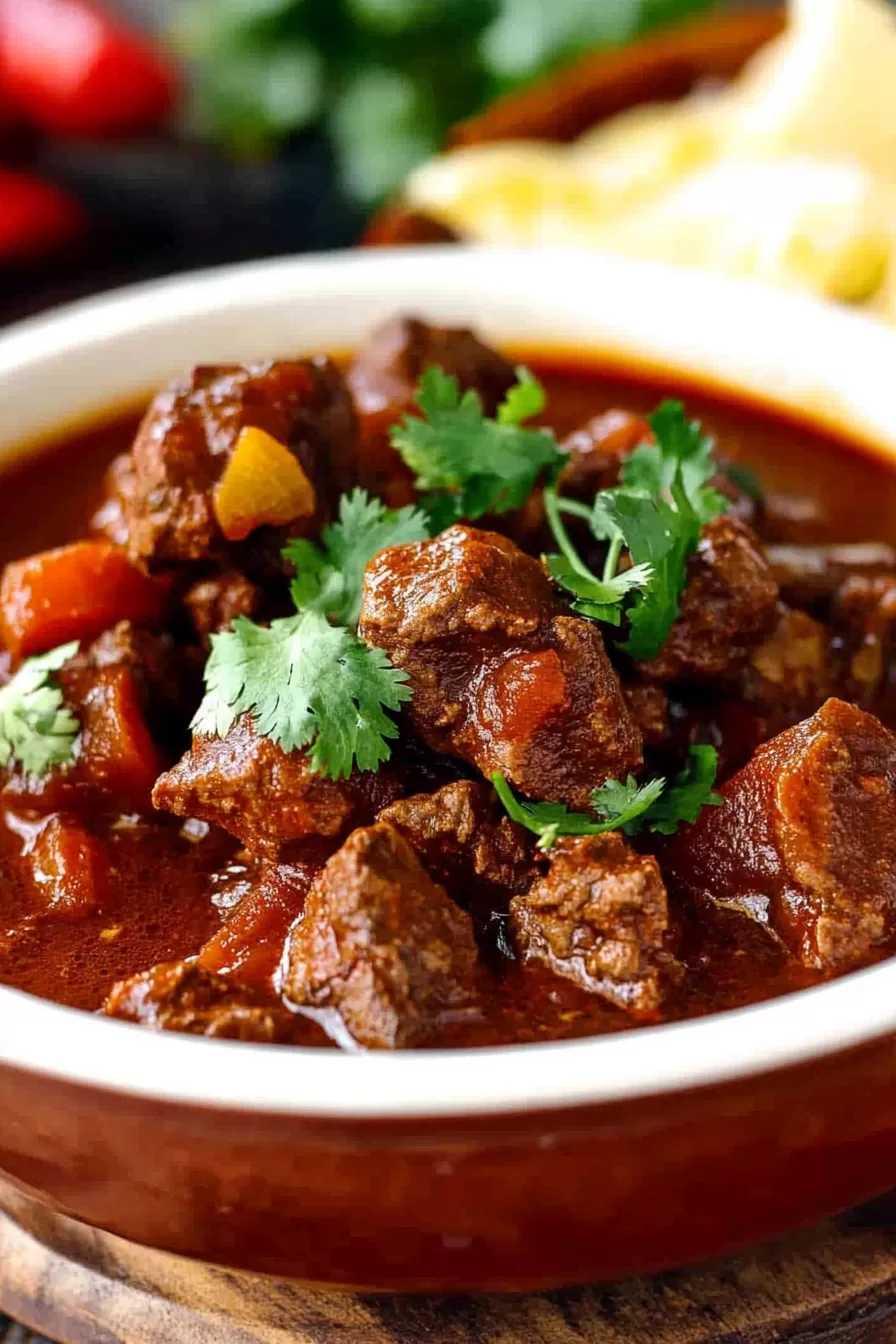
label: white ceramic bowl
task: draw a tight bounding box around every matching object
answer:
[0,247,894,1291]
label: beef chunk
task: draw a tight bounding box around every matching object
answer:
[121,358,355,566]
[184,571,262,644]
[104,957,293,1041]
[153,716,405,859]
[665,699,896,972]
[283,822,480,1048]
[767,543,896,613]
[831,574,896,715]
[641,517,779,683]
[346,317,516,506]
[379,780,531,897]
[359,525,642,808]
[558,410,650,500]
[510,833,680,1017]
[742,605,831,730]
[623,683,670,748]
[758,492,829,546]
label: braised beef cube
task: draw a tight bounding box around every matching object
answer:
[284,823,480,1048]
[641,517,779,683]
[623,683,670,748]
[510,833,681,1018]
[184,570,262,644]
[741,605,831,730]
[831,574,896,714]
[26,814,110,919]
[379,780,531,897]
[103,957,293,1041]
[758,492,829,546]
[153,716,405,859]
[558,411,650,501]
[199,858,323,989]
[3,660,166,816]
[767,543,896,613]
[121,358,355,567]
[346,316,516,506]
[360,525,642,809]
[380,781,533,965]
[665,699,896,972]
[91,452,137,548]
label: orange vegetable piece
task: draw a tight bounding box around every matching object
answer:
[213,426,317,543]
[0,541,167,660]
[199,862,318,990]
[27,814,109,919]
[76,666,167,815]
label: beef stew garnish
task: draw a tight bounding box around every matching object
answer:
[1,316,895,1050]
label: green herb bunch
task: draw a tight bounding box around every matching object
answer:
[174,0,716,203]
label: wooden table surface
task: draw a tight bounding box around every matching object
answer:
[2,1186,896,1344]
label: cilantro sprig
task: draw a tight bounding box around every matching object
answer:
[192,610,410,779]
[492,745,722,851]
[543,400,727,659]
[284,489,429,629]
[0,642,79,778]
[390,365,564,530]
[192,491,424,780]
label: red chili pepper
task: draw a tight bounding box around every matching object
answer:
[0,0,177,140]
[0,167,85,262]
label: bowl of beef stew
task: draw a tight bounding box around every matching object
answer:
[1,247,896,1291]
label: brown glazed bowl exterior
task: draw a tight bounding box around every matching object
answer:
[0,1032,895,1292]
[0,250,894,1291]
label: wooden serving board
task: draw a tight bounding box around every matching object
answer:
[2,1185,896,1344]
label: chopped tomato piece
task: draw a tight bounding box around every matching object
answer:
[213,427,318,543]
[0,0,177,139]
[0,167,85,263]
[0,541,168,660]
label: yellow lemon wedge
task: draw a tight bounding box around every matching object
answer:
[214,427,317,543]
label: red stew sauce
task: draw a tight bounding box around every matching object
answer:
[1,319,895,1050]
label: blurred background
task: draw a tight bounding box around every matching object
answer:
[0,0,775,324]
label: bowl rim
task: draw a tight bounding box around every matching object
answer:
[0,244,895,1120]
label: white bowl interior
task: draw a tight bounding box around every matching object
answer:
[0,245,895,1118]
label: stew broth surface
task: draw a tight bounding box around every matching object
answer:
[1,353,894,1048]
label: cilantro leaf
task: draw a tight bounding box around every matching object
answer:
[590,773,666,831]
[492,770,663,851]
[284,489,429,629]
[544,553,653,626]
[0,641,79,779]
[622,399,726,523]
[390,365,564,525]
[633,744,723,836]
[497,365,546,426]
[491,746,722,849]
[597,487,698,661]
[192,611,411,779]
